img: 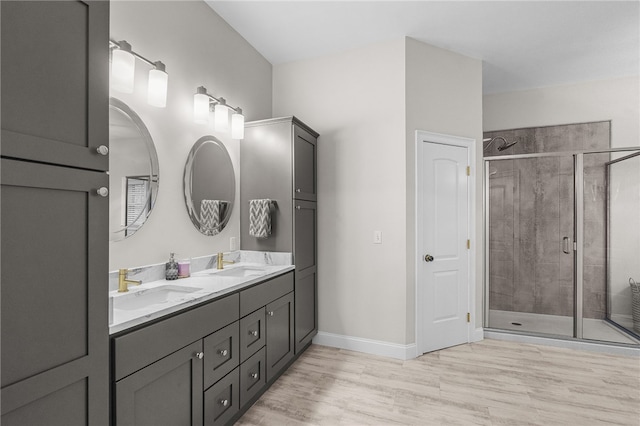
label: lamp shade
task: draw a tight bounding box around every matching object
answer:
[194,88,210,124]
[214,102,230,133]
[231,109,244,139]
[111,48,135,93]
[147,62,168,108]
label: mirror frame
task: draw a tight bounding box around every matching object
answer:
[183,135,236,236]
[109,97,160,241]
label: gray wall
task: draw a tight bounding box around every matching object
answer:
[109,1,272,270]
[485,121,609,319]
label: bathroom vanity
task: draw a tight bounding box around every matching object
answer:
[109,257,301,425]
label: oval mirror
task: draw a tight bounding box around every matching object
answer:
[109,98,159,242]
[184,136,235,235]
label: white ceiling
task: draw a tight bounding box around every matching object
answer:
[206,1,640,94]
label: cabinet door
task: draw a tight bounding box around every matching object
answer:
[204,322,240,389]
[115,341,204,426]
[1,159,109,425]
[293,125,317,201]
[294,200,317,272]
[295,269,318,353]
[266,292,295,382]
[1,0,109,171]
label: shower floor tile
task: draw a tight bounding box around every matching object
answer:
[489,309,638,344]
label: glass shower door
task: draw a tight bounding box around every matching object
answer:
[486,155,575,337]
[580,151,640,344]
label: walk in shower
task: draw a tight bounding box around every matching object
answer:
[484,121,640,346]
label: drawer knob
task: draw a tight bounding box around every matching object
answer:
[218,349,228,357]
[249,330,258,337]
[267,311,274,317]
[296,188,301,193]
[96,145,109,156]
[250,372,259,379]
[195,352,204,360]
[219,399,229,407]
[296,205,301,210]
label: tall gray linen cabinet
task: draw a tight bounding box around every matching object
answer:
[240,117,319,353]
[1,1,110,424]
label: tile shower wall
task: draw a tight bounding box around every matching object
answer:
[486,122,609,319]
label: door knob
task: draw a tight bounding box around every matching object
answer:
[424,254,434,262]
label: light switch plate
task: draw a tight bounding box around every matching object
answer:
[373,231,382,244]
[230,237,238,251]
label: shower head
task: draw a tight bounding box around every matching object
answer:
[483,136,519,152]
[498,140,518,151]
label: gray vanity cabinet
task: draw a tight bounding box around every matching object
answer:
[1,1,110,424]
[241,117,319,356]
[116,341,204,426]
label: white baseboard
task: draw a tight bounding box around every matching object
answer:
[312,331,417,360]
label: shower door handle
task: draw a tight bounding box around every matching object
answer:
[562,237,571,254]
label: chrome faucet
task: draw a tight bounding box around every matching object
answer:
[118,268,142,292]
[216,253,235,270]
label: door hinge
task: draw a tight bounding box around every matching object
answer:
[466,166,471,176]
[467,239,471,249]
[467,312,471,323]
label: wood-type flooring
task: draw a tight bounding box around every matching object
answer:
[236,339,640,425]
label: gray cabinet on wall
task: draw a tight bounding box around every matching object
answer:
[1,1,110,424]
[241,117,319,353]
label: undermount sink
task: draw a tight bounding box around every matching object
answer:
[214,266,268,278]
[113,285,201,311]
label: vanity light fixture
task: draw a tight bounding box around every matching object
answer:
[231,108,245,139]
[110,39,168,108]
[193,86,245,140]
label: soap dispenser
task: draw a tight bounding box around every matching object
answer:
[165,253,179,280]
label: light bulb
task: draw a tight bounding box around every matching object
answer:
[147,62,168,108]
[194,87,210,124]
[231,108,244,139]
[111,43,135,93]
[214,100,230,133]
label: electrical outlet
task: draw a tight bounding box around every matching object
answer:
[230,237,238,251]
[373,231,382,244]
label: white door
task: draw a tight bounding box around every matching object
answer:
[418,137,471,354]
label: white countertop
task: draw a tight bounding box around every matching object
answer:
[109,262,294,335]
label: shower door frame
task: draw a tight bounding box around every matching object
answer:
[483,146,640,343]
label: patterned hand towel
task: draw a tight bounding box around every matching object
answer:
[200,199,221,236]
[249,199,272,238]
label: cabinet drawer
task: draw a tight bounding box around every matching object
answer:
[240,347,266,406]
[204,322,240,389]
[240,271,293,317]
[114,293,238,381]
[204,368,239,426]
[240,308,266,362]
